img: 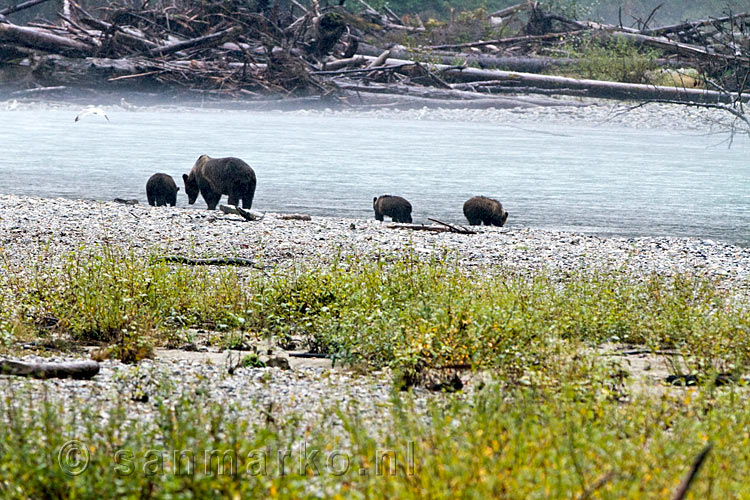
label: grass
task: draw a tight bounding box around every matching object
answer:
[561,36,662,84]
[1,247,749,377]
[1,246,750,497]
[2,372,750,498]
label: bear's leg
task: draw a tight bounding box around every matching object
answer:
[227,194,239,206]
[203,192,221,210]
[375,213,384,221]
[200,187,220,210]
[147,193,155,206]
[241,192,254,209]
[207,196,221,210]
[156,198,166,207]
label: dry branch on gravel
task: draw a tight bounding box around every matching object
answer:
[219,204,264,221]
[388,219,476,235]
[156,256,263,267]
[0,359,100,379]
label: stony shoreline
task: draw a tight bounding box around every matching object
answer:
[1,194,749,284]
[1,193,749,432]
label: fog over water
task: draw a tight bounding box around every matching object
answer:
[2,107,749,245]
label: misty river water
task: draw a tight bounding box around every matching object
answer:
[2,107,749,245]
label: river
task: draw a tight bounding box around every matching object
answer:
[2,106,748,244]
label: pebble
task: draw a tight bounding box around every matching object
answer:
[1,175,749,433]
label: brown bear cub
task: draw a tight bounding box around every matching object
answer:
[373,195,412,223]
[182,155,256,210]
[463,196,508,226]
[146,173,179,207]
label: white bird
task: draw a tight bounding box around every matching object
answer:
[74,106,109,122]
[120,97,137,111]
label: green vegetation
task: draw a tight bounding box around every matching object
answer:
[1,247,749,379]
[1,246,750,496]
[3,365,750,498]
[564,36,662,83]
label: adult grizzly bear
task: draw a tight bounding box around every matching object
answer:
[373,195,412,223]
[146,173,179,207]
[182,155,256,210]
[463,196,508,226]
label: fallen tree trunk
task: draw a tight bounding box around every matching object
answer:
[0,359,100,379]
[424,31,586,51]
[357,43,573,73]
[323,55,367,71]
[364,55,748,104]
[603,30,749,63]
[29,55,159,87]
[0,22,93,56]
[147,27,237,57]
[643,12,750,37]
[78,16,159,52]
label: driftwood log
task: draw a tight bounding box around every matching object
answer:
[147,27,238,57]
[356,42,574,73]
[157,255,262,267]
[0,359,100,379]
[0,23,93,57]
[219,204,264,221]
[388,219,476,234]
[644,12,750,37]
[360,55,748,105]
[279,213,312,221]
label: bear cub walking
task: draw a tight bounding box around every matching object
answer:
[373,195,412,223]
[463,196,508,226]
[146,173,179,207]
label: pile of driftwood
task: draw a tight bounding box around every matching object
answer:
[0,0,748,108]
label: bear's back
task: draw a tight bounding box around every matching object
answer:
[202,157,256,188]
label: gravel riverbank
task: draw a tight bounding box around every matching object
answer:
[1,193,749,434]
[1,194,749,284]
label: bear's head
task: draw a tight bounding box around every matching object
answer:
[182,173,199,205]
[493,207,508,227]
